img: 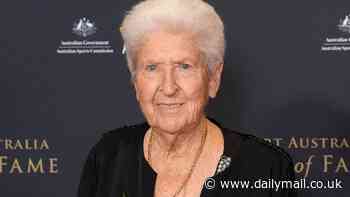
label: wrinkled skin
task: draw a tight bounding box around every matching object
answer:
[133,30,223,135]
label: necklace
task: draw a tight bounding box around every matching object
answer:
[147,119,208,197]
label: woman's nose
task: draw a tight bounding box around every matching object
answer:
[159,68,178,96]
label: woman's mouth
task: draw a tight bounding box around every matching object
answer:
[156,103,184,113]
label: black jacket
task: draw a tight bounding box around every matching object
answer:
[78,120,297,197]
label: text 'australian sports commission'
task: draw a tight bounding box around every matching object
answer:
[204,178,343,191]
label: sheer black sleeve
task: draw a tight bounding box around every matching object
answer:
[77,144,98,197]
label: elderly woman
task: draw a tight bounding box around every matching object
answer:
[78,0,296,197]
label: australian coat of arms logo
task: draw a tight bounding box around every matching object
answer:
[72,17,97,37]
[338,14,350,33]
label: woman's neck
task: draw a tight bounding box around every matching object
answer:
[150,117,207,159]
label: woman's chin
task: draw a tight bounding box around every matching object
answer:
[154,116,187,134]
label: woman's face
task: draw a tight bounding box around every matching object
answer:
[133,31,222,133]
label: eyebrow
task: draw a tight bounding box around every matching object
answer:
[171,59,193,64]
[142,57,197,65]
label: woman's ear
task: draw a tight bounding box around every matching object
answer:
[132,77,140,102]
[208,63,224,98]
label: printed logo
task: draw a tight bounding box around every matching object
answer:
[338,14,350,34]
[56,17,114,55]
[72,17,97,37]
[321,13,350,52]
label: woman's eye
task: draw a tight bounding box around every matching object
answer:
[179,63,191,70]
[146,64,157,71]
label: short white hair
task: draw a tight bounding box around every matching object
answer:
[120,0,225,78]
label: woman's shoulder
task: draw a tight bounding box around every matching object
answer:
[221,126,294,173]
[78,123,148,196]
[90,123,148,159]
[101,123,148,143]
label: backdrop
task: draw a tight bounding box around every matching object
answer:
[1,0,349,196]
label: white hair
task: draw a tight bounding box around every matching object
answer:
[120,0,225,78]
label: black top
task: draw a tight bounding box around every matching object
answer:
[78,120,297,197]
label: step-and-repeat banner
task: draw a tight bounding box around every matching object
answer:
[1,0,349,196]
